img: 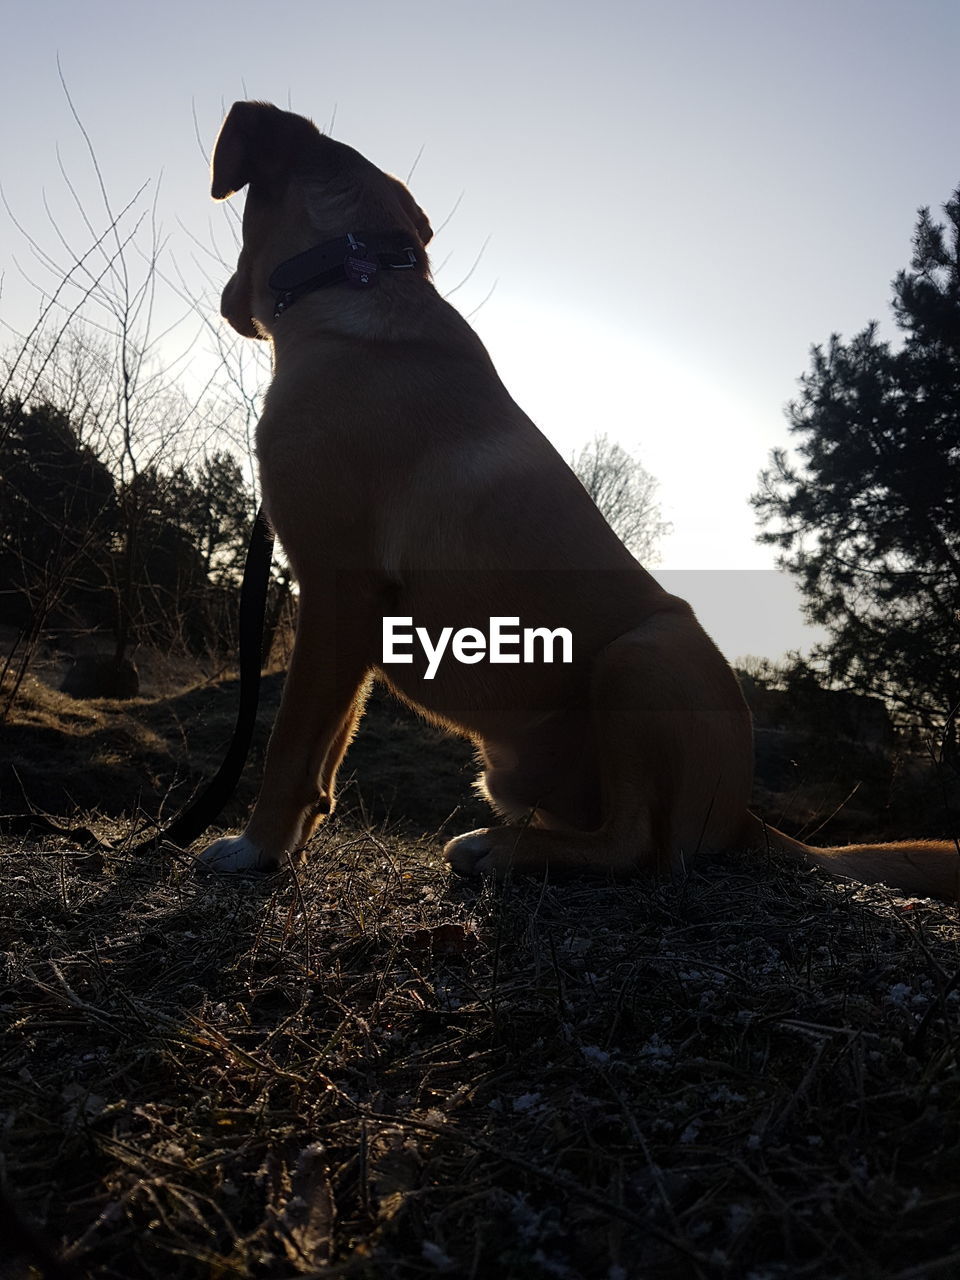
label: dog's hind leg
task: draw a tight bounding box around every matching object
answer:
[475,710,601,832]
[444,644,653,876]
[445,612,753,879]
[199,593,374,872]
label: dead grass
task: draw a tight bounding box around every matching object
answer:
[0,674,488,836]
[2,819,959,1279]
[2,673,959,1277]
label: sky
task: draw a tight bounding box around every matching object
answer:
[2,0,958,663]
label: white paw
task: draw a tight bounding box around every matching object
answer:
[198,835,280,874]
[443,829,495,876]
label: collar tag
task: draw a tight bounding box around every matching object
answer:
[343,234,379,289]
[343,253,380,288]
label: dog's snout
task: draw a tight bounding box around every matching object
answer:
[220,275,237,319]
[220,273,261,340]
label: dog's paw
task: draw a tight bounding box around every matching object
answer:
[443,829,497,876]
[198,835,280,874]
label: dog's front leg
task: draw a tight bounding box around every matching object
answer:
[199,594,373,873]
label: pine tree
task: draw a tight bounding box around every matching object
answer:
[752,189,960,735]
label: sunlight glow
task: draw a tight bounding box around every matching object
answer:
[470,292,774,570]
[470,293,824,660]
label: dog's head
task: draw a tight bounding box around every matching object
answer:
[211,101,433,339]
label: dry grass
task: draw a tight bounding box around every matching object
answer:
[2,671,959,1277]
[0,672,488,836]
[2,817,960,1279]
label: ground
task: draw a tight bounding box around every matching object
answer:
[1,670,959,1277]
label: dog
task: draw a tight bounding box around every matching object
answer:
[200,100,957,903]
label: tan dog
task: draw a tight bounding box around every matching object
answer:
[201,101,957,902]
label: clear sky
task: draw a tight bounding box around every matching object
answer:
[2,0,958,662]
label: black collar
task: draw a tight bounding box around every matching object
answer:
[268,232,419,319]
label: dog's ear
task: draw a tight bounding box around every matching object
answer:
[388,175,434,247]
[211,101,269,200]
[211,101,318,201]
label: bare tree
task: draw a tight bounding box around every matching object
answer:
[570,433,671,563]
[0,85,248,707]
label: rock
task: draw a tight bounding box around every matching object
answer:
[61,655,140,700]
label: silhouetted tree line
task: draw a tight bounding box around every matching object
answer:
[754,185,960,751]
[735,655,896,750]
[0,395,255,703]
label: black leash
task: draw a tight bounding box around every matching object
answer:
[137,505,275,851]
[2,507,275,856]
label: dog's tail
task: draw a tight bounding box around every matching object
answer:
[742,813,960,902]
